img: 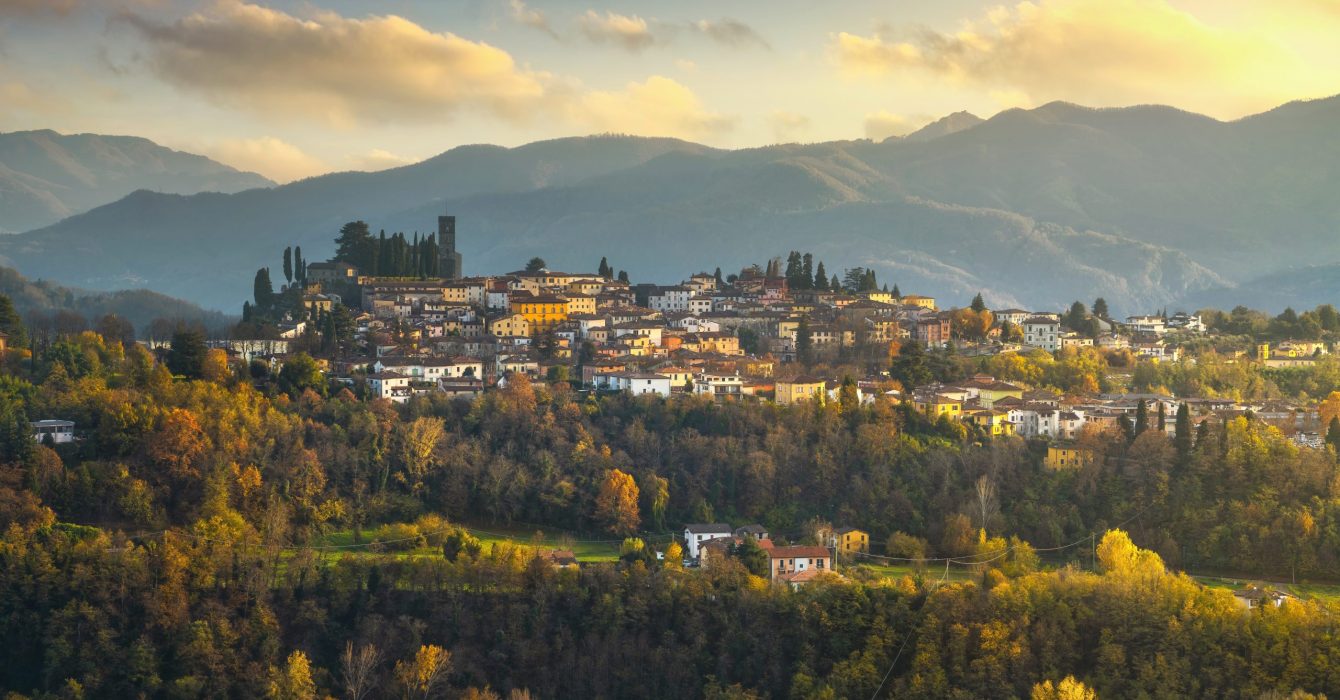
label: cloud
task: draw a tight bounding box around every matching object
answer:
[204,137,327,183]
[120,1,551,127]
[574,75,734,141]
[0,0,79,16]
[692,18,770,49]
[768,111,811,142]
[578,10,655,51]
[831,0,1322,117]
[0,79,69,116]
[349,149,417,172]
[863,111,916,141]
[508,0,555,38]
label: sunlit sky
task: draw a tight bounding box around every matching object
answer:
[2,0,1338,182]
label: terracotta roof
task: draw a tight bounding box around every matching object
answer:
[768,545,831,559]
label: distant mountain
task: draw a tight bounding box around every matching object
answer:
[1179,264,1340,314]
[0,130,274,232]
[2,97,1339,314]
[902,111,983,143]
[0,265,232,335]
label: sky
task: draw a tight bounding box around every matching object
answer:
[2,0,1338,183]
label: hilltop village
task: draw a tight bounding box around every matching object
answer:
[214,214,1340,472]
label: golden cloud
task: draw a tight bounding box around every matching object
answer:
[863,111,917,141]
[122,1,550,128]
[204,136,326,183]
[574,76,734,141]
[118,2,733,141]
[832,0,1325,117]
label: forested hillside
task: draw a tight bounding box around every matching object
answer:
[2,312,1340,697]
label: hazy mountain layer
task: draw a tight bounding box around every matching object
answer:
[0,130,276,233]
[1,96,1338,314]
[0,265,232,335]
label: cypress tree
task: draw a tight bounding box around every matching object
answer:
[1327,417,1340,452]
[1134,399,1148,436]
[282,246,293,284]
[1157,402,1167,433]
[294,246,304,284]
[1175,403,1193,459]
[801,253,814,290]
[814,262,828,291]
[713,267,723,285]
[892,284,901,298]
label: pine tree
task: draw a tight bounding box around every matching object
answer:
[282,246,294,284]
[1093,297,1109,319]
[970,293,986,313]
[618,270,629,283]
[801,253,814,290]
[334,221,373,268]
[814,262,828,291]
[713,267,723,284]
[831,274,840,290]
[784,251,802,288]
[892,283,901,298]
[598,257,610,279]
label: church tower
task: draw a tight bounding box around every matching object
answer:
[438,212,463,280]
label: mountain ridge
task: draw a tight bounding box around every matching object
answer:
[1,97,1338,314]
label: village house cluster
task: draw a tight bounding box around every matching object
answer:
[205,216,1336,464]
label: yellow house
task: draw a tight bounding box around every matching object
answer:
[970,409,1016,437]
[489,313,530,338]
[902,295,937,310]
[515,295,569,334]
[827,527,870,555]
[565,294,597,315]
[913,393,962,420]
[862,291,893,304]
[1045,445,1093,470]
[776,376,825,405]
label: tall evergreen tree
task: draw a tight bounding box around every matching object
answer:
[1327,416,1340,452]
[0,293,27,349]
[1157,402,1167,433]
[618,270,629,283]
[801,253,814,290]
[253,268,275,312]
[1093,297,1109,319]
[1175,404,1193,461]
[813,262,828,291]
[831,274,840,290]
[892,283,901,298]
[784,252,803,288]
[713,267,723,285]
[970,293,987,313]
[282,246,294,284]
[293,246,305,284]
[598,257,611,279]
[1134,399,1149,436]
[796,318,814,366]
[334,221,374,269]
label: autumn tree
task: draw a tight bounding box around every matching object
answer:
[595,468,640,535]
[267,650,316,700]
[395,417,445,495]
[1031,676,1096,700]
[395,645,452,700]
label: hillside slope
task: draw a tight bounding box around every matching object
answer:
[0,130,275,232]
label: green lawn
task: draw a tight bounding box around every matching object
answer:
[311,522,681,563]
